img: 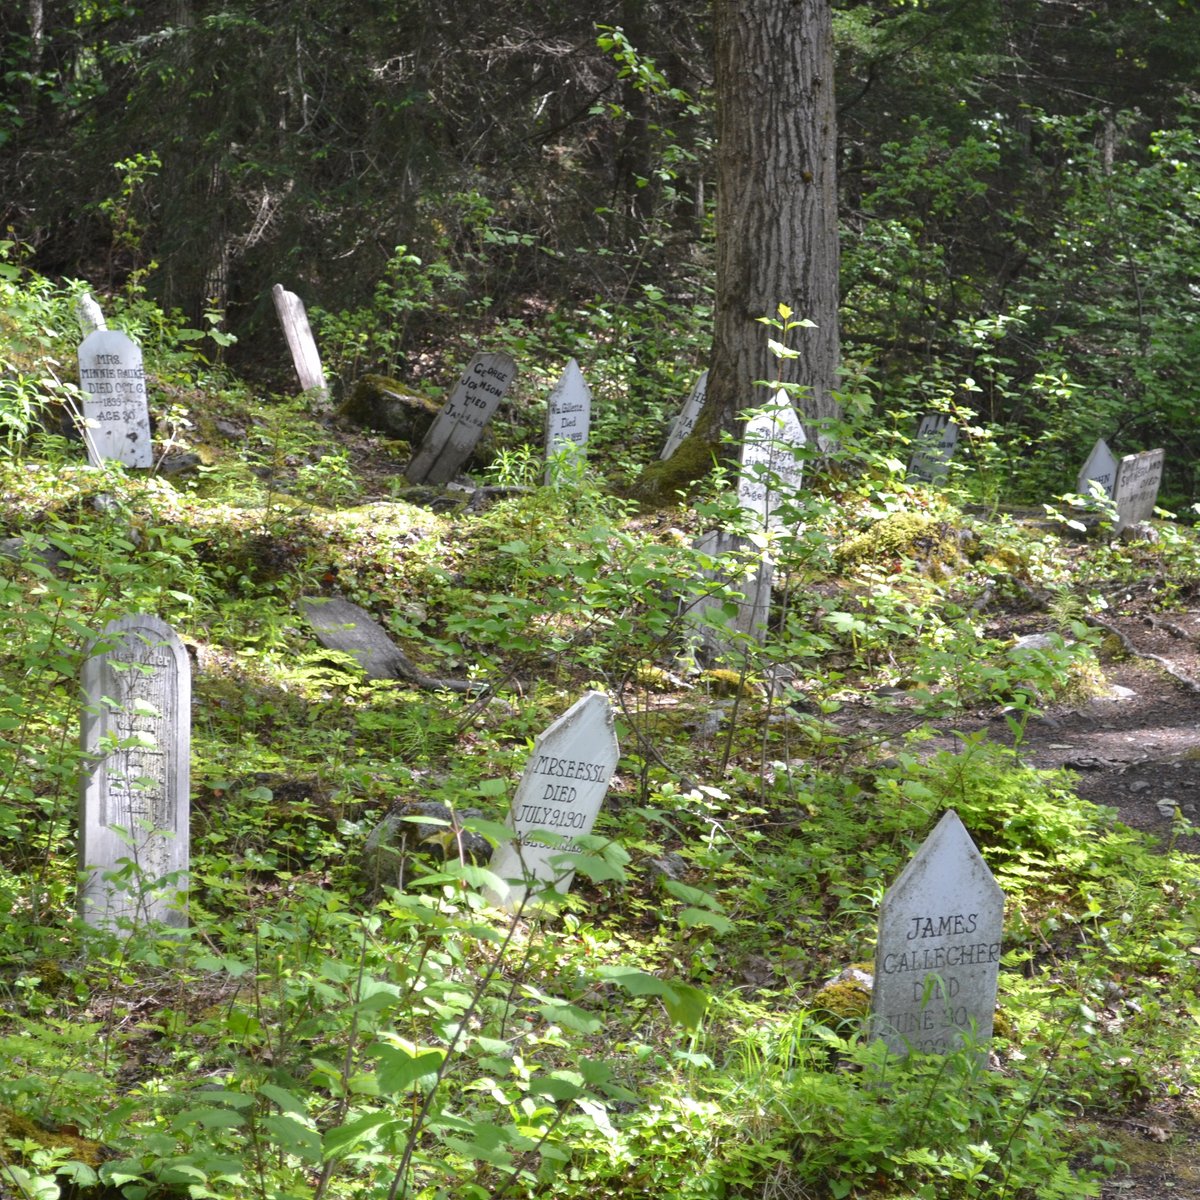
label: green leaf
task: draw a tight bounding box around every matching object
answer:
[262,1114,322,1163]
[258,1083,306,1114]
[373,1044,443,1094]
[678,906,733,934]
[323,1111,399,1158]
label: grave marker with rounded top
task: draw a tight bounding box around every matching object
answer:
[406,351,517,484]
[1077,438,1118,501]
[907,414,959,484]
[544,359,593,483]
[76,329,152,467]
[661,370,709,460]
[737,390,806,529]
[272,284,328,401]
[1112,448,1165,533]
[79,614,190,928]
[870,809,1003,1056]
[488,691,619,907]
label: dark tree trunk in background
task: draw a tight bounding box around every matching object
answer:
[639,0,839,500]
[710,0,839,437]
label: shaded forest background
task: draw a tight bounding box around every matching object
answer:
[3,0,1200,502]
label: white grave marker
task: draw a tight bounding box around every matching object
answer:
[488,691,619,906]
[76,293,108,337]
[737,391,806,529]
[76,329,152,467]
[80,615,191,928]
[907,414,959,484]
[406,351,517,484]
[544,359,593,483]
[686,530,774,653]
[1076,438,1118,501]
[661,370,709,460]
[870,809,1003,1056]
[1112,448,1165,533]
[272,284,328,401]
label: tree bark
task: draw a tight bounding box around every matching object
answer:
[638,0,839,502]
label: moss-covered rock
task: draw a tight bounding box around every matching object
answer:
[338,375,439,442]
[835,511,962,575]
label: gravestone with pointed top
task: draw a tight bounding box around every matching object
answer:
[870,809,1003,1056]
[488,691,619,907]
[406,351,517,484]
[737,391,806,529]
[661,371,709,460]
[1112,449,1165,533]
[272,284,328,401]
[907,414,959,484]
[80,615,190,928]
[544,359,592,483]
[76,293,108,337]
[1077,438,1118,501]
[76,329,152,467]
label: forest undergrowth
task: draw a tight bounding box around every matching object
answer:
[2,266,1200,1200]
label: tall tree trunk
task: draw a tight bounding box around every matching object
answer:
[710,0,839,438]
[639,0,839,502]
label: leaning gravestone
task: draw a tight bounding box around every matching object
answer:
[406,351,517,484]
[272,284,328,402]
[544,359,593,483]
[488,691,619,907]
[80,615,190,928]
[76,329,153,467]
[737,391,806,529]
[907,414,959,484]
[76,292,108,337]
[870,809,1003,1056]
[661,370,709,460]
[1076,438,1118,501]
[1112,448,1165,534]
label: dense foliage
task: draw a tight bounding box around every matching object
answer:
[1,264,1200,1198]
[4,1,1200,497]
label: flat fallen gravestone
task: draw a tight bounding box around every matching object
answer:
[907,414,959,484]
[870,809,1003,1056]
[661,371,709,460]
[738,391,806,530]
[272,284,328,400]
[1112,448,1165,533]
[80,615,190,928]
[488,691,619,907]
[77,329,152,467]
[1077,438,1118,501]
[544,359,593,483]
[298,596,407,680]
[406,351,517,484]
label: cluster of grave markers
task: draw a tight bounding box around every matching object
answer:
[71,284,1175,1055]
[77,620,1005,1055]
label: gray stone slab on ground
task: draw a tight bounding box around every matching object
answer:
[406,351,517,484]
[870,809,1003,1056]
[488,691,619,907]
[297,596,409,679]
[80,614,191,928]
[77,329,152,467]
